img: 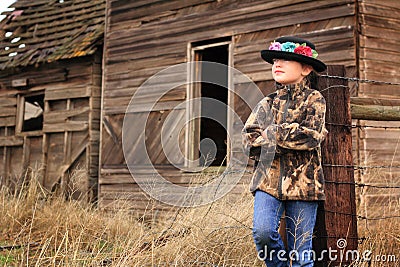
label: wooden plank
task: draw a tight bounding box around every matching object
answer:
[43,121,88,132]
[125,100,185,114]
[0,136,23,146]
[360,0,400,9]
[27,136,43,166]
[100,114,125,166]
[356,85,400,99]
[361,129,400,140]
[0,107,16,117]
[40,101,50,186]
[359,2,400,20]
[45,86,91,101]
[44,133,65,189]
[359,48,400,64]
[106,55,181,76]
[22,136,30,170]
[110,0,209,23]
[0,98,16,107]
[104,83,185,101]
[358,70,400,84]
[150,109,185,165]
[359,14,400,33]
[60,100,73,194]
[103,88,186,114]
[109,2,354,58]
[359,35,398,53]
[0,66,70,86]
[106,34,187,62]
[360,24,400,40]
[0,116,16,127]
[44,107,90,123]
[58,134,88,178]
[2,145,7,179]
[9,146,23,178]
[102,115,119,145]
[107,1,354,52]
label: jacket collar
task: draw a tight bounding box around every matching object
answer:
[276,80,308,99]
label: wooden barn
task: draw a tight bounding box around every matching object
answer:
[100,0,400,214]
[0,0,105,198]
[1,0,398,224]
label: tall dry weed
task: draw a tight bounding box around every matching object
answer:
[0,168,399,266]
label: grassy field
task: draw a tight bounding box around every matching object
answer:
[0,170,398,266]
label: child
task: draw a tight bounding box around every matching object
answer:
[242,36,328,267]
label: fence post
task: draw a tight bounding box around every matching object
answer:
[313,65,358,266]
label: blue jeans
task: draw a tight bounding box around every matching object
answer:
[253,190,318,267]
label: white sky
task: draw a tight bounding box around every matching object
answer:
[0,0,16,21]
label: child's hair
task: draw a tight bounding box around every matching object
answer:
[306,70,319,89]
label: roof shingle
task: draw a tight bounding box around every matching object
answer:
[0,0,105,70]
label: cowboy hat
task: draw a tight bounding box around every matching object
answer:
[261,36,326,72]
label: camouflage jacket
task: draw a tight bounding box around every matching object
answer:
[242,81,327,201]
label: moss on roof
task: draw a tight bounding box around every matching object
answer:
[0,0,105,70]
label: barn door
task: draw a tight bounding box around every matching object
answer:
[187,38,232,169]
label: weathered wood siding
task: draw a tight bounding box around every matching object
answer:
[356,0,400,218]
[0,54,101,198]
[101,0,357,211]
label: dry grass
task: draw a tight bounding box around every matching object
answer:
[356,221,400,267]
[0,169,399,266]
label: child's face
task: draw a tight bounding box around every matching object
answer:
[272,59,313,85]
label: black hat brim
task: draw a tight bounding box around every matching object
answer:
[261,50,326,72]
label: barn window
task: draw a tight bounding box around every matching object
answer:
[18,93,44,132]
[187,37,232,168]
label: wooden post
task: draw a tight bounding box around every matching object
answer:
[313,65,358,266]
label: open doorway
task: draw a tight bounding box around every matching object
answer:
[190,39,230,167]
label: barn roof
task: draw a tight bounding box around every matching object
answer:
[0,0,105,70]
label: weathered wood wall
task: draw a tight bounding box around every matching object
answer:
[355,0,400,219]
[101,0,357,212]
[0,54,101,198]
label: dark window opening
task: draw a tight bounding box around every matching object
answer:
[198,45,229,167]
[22,94,44,132]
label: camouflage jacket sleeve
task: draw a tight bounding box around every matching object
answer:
[242,96,275,159]
[275,90,328,150]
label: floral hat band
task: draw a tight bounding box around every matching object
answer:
[269,41,318,59]
[260,36,327,72]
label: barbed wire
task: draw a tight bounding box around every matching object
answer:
[320,74,400,86]
[326,122,400,130]
[323,163,400,170]
[324,179,400,189]
[324,209,400,221]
